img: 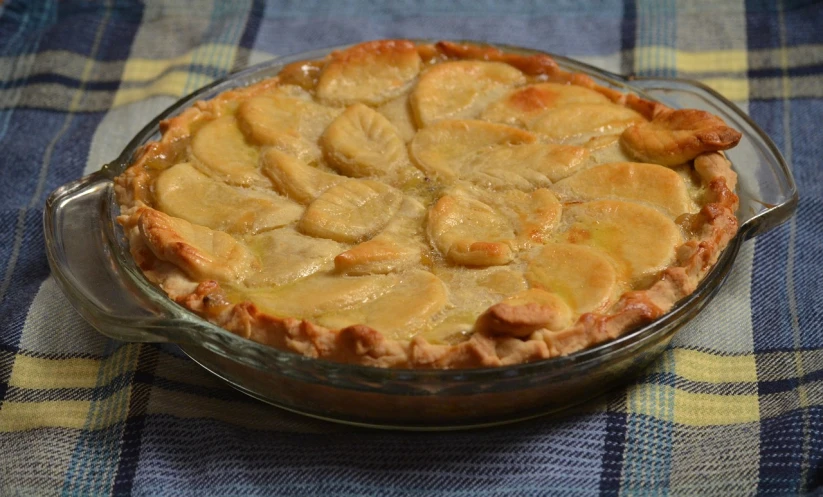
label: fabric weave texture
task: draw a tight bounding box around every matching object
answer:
[0,0,821,495]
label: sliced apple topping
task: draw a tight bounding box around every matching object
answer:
[582,134,635,164]
[560,200,682,283]
[490,188,562,248]
[477,288,574,337]
[243,228,346,287]
[335,196,425,275]
[138,207,256,284]
[410,119,536,179]
[427,189,515,266]
[525,243,619,314]
[427,187,563,267]
[316,40,422,106]
[190,116,266,186]
[236,86,341,155]
[321,103,408,178]
[620,109,742,166]
[552,162,694,217]
[261,149,345,205]
[410,61,526,127]
[531,103,645,144]
[242,272,398,319]
[477,269,528,295]
[155,162,302,234]
[409,119,588,187]
[299,180,403,243]
[466,143,591,188]
[376,94,417,142]
[317,270,448,339]
[480,83,610,127]
[334,235,419,276]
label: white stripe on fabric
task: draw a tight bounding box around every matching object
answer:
[673,239,756,354]
[19,277,110,357]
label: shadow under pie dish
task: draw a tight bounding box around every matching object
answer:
[46,40,797,428]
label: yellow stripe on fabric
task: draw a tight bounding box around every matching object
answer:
[113,43,239,107]
[113,72,191,107]
[635,46,748,73]
[673,391,759,426]
[673,349,757,383]
[635,45,677,73]
[676,49,748,73]
[118,43,236,82]
[0,346,141,434]
[627,352,759,426]
[633,46,749,101]
[119,52,195,83]
[0,381,143,432]
[7,356,101,389]
[0,401,92,431]
[697,78,749,102]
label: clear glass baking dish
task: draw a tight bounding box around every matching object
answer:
[44,41,798,430]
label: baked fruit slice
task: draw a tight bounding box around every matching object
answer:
[115,40,741,369]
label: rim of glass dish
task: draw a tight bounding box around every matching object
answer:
[100,39,746,383]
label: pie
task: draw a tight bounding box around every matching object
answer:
[115,40,741,369]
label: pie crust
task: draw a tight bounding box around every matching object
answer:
[115,40,741,369]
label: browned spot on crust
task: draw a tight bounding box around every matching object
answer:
[278,60,324,90]
[509,86,558,111]
[565,226,591,243]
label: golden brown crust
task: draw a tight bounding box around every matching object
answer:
[620,109,743,166]
[115,40,741,369]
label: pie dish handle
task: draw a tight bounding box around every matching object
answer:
[44,169,191,344]
[628,77,799,239]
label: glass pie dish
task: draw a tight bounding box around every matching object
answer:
[44,41,797,430]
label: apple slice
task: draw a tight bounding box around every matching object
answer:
[480,82,610,127]
[552,162,694,217]
[560,200,682,283]
[531,103,645,143]
[321,103,408,178]
[526,243,619,314]
[317,270,448,339]
[316,40,422,106]
[190,116,265,186]
[236,86,341,159]
[299,180,403,243]
[244,228,345,287]
[261,149,345,205]
[137,207,256,284]
[410,60,525,127]
[376,94,417,142]
[155,162,302,234]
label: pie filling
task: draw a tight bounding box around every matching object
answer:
[115,40,741,368]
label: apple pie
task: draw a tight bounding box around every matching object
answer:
[115,40,741,369]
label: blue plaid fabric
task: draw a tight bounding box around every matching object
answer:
[1,0,822,494]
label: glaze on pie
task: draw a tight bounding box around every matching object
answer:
[115,40,741,369]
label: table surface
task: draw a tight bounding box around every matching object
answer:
[1,0,822,495]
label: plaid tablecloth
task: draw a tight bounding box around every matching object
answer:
[1,0,821,495]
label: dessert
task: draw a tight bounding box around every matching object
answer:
[115,40,741,369]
